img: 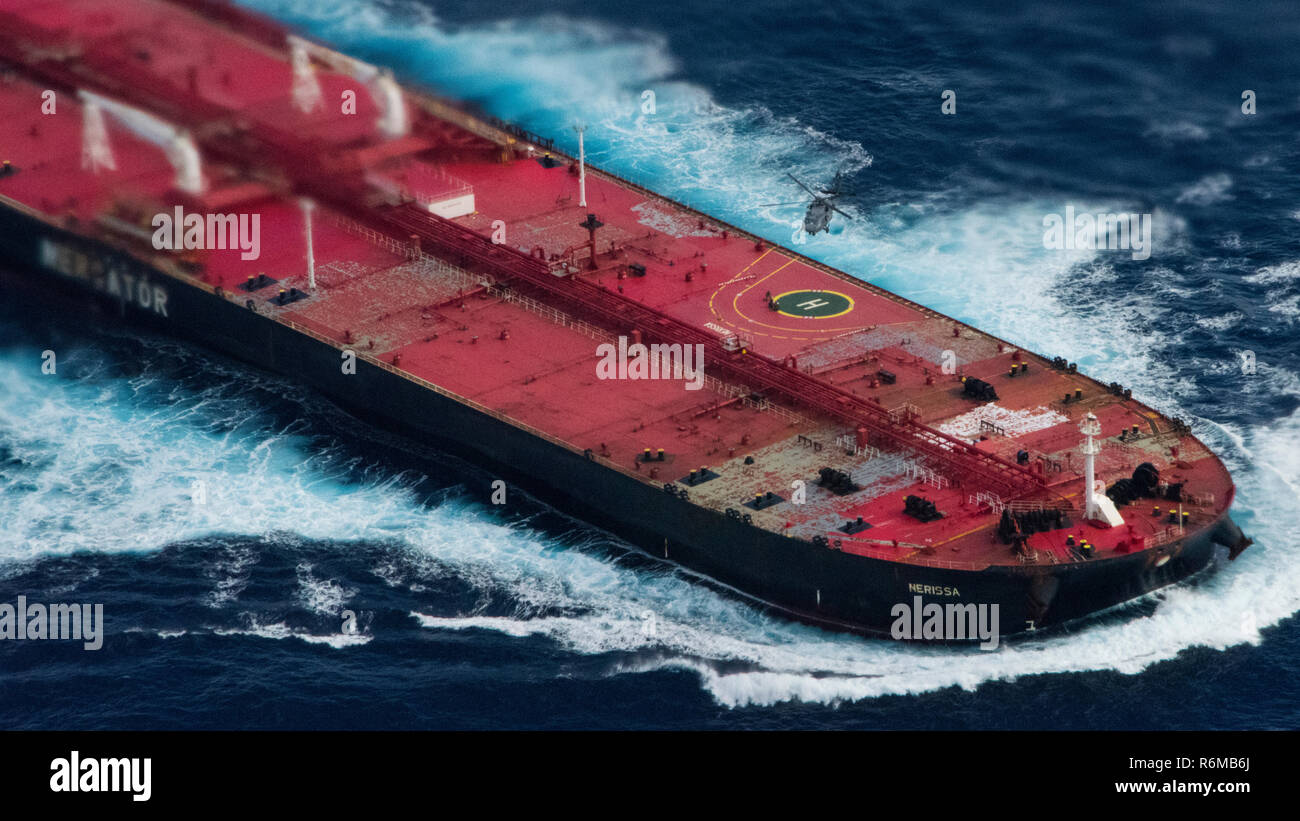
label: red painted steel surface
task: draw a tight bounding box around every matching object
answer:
[0,0,1236,571]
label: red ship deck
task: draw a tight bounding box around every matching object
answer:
[0,0,1235,570]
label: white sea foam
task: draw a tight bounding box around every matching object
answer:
[125,628,189,639]
[1194,311,1244,331]
[215,615,372,648]
[1143,121,1209,143]
[0,348,427,560]
[124,622,368,647]
[295,561,356,616]
[1175,173,1234,206]
[203,544,258,608]
[1244,260,1300,285]
[1266,293,1300,322]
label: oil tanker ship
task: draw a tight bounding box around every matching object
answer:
[0,0,1252,640]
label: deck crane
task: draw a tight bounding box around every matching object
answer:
[78,89,205,195]
[288,34,409,139]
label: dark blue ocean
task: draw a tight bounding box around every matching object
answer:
[3,0,1299,729]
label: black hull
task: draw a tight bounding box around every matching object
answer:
[0,205,1245,640]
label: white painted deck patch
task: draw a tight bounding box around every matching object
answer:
[938,403,1068,442]
[631,201,717,238]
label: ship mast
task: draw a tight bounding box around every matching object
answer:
[300,197,316,289]
[1080,411,1101,518]
[575,124,587,207]
[1080,411,1125,526]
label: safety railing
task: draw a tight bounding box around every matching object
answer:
[968,490,1004,515]
[1144,526,1184,550]
[484,285,608,341]
[328,212,418,260]
[906,462,950,490]
[835,433,881,460]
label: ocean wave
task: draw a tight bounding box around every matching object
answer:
[1245,260,1300,285]
[214,618,372,648]
[1266,293,1300,322]
[295,561,357,617]
[1144,120,1210,143]
[1175,173,1234,206]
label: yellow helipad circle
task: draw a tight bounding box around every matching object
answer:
[771,289,856,319]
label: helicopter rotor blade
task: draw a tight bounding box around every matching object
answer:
[759,200,808,207]
[830,205,853,220]
[786,172,819,198]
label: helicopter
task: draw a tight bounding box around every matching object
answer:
[763,171,853,235]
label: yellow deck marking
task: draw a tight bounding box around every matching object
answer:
[729,257,874,335]
[732,258,796,312]
[707,251,885,340]
[933,522,995,547]
[707,249,780,323]
[738,247,774,274]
